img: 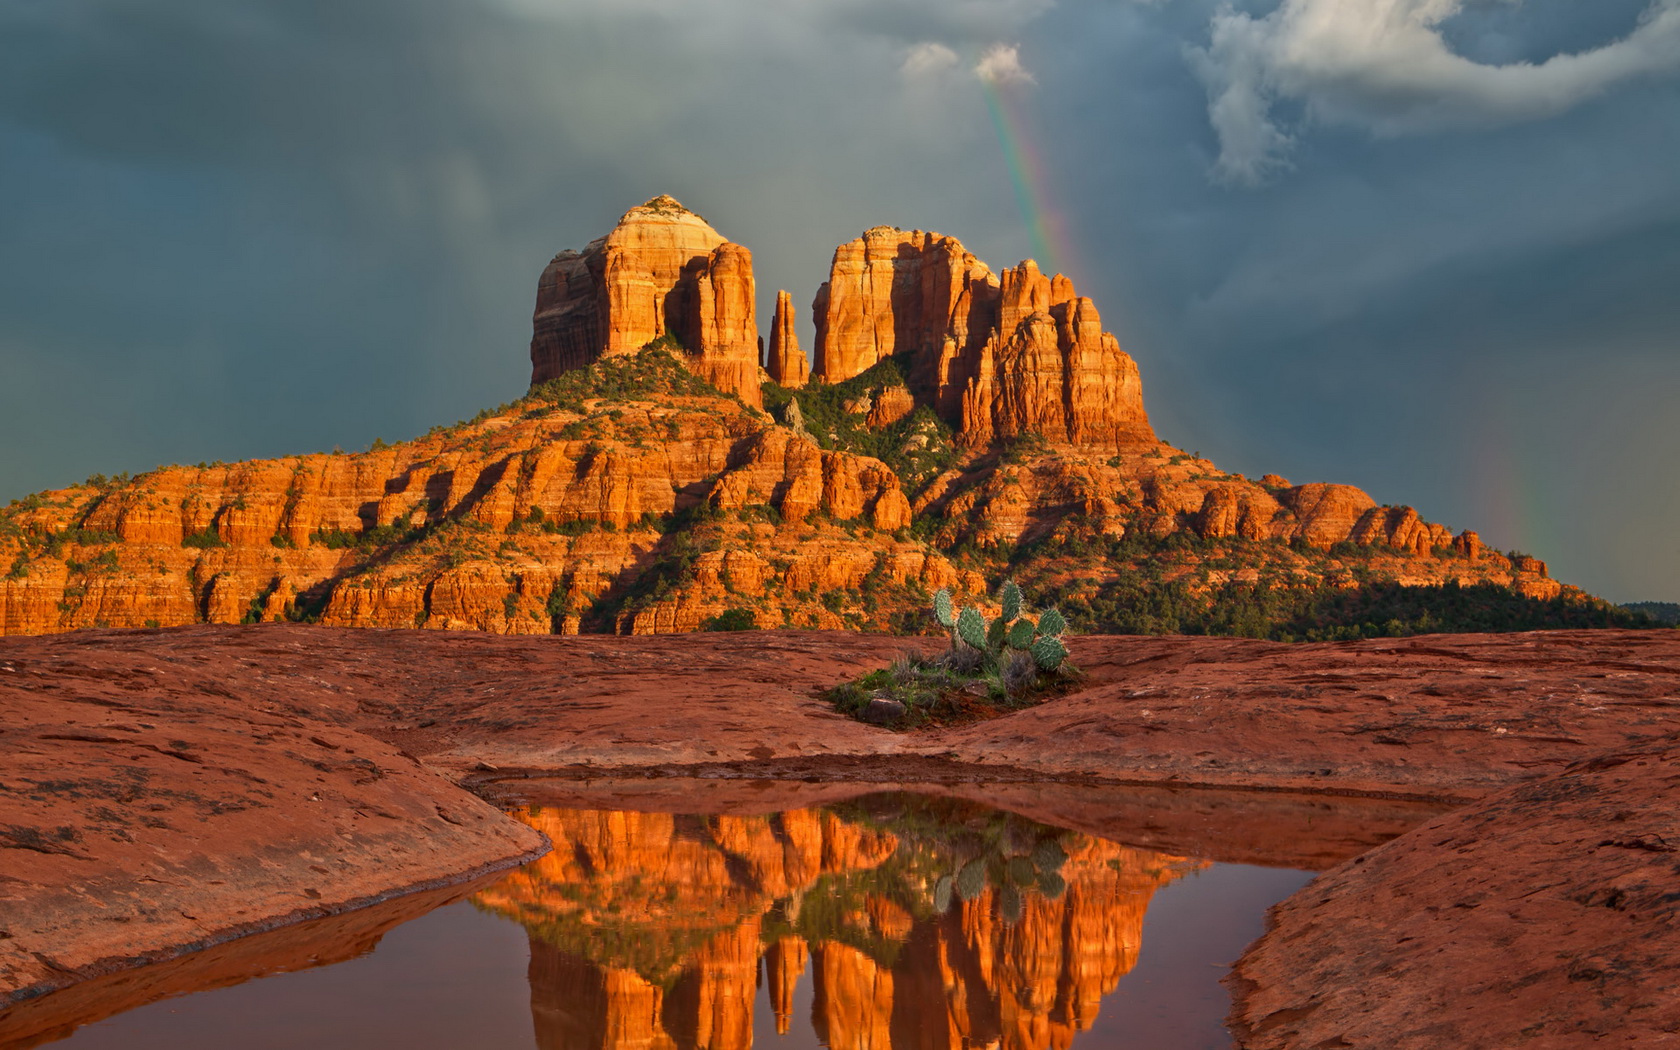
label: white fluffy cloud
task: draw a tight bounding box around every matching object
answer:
[1191,0,1680,184]
[901,41,961,78]
[975,42,1036,85]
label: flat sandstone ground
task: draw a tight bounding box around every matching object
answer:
[2,624,1678,1047]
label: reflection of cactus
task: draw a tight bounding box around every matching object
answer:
[956,860,988,901]
[1032,838,1068,873]
[1007,855,1037,886]
[1000,884,1024,924]
[934,875,954,913]
[1037,870,1067,901]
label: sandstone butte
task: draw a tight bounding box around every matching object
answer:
[0,196,1581,640]
[3,625,1679,1050]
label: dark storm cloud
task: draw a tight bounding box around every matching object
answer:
[2,0,1677,601]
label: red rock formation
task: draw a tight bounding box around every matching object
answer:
[766,290,809,388]
[811,229,1153,450]
[0,377,957,638]
[531,196,761,407]
[812,228,996,393]
[865,385,915,428]
[0,199,1591,638]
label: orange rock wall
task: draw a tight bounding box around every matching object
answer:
[0,393,943,636]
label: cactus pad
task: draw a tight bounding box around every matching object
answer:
[1030,634,1068,671]
[1000,579,1022,621]
[1037,607,1066,638]
[986,614,1009,654]
[933,588,955,628]
[957,606,988,650]
[1007,618,1036,650]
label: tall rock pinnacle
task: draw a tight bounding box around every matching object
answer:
[766,290,808,387]
[530,195,762,407]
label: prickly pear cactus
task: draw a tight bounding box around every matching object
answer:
[1007,618,1035,650]
[986,614,1009,655]
[957,606,988,650]
[934,588,955,628]
[1000,579,1022,622]
[956,859,988,901]
[1030,634,1069,671]
[1037,607,1066,638]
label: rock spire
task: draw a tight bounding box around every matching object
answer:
[766,290,808,387]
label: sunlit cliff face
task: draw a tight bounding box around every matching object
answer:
[472,796,1203,1050]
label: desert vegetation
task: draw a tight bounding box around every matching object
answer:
[825,580,1075,727]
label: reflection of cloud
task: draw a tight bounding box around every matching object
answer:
[975,43,1035,85]
[1191,0,1680,184]
[902,41,961,78]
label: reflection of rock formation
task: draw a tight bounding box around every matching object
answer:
[475,799,1197,1050]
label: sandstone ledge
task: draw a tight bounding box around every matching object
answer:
[3,624,1679,1046]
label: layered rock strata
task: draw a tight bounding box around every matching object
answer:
[531,196,761,406]
[0,380,1563,638]
[811,227,1153,449]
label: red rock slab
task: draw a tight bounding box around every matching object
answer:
[4,622,1679,1026]
[7,623,1675,805]
[0,629,546,1008]
[1227,739,1680,1049]
[935,630,1680,799]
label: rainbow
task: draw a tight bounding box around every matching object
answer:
[980,70,1084,284]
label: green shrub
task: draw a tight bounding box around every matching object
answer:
[701,607,758,632]
[182,527,226,549]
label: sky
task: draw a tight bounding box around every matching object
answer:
[1,0,1677,603]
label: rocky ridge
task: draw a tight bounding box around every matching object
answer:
[0,197,1588,638]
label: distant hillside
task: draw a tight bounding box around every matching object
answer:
[1622,602,1680,626]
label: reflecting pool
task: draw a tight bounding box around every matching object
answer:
[13,792,1325,1050]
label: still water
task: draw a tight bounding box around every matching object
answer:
[19,793,1315,1050]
